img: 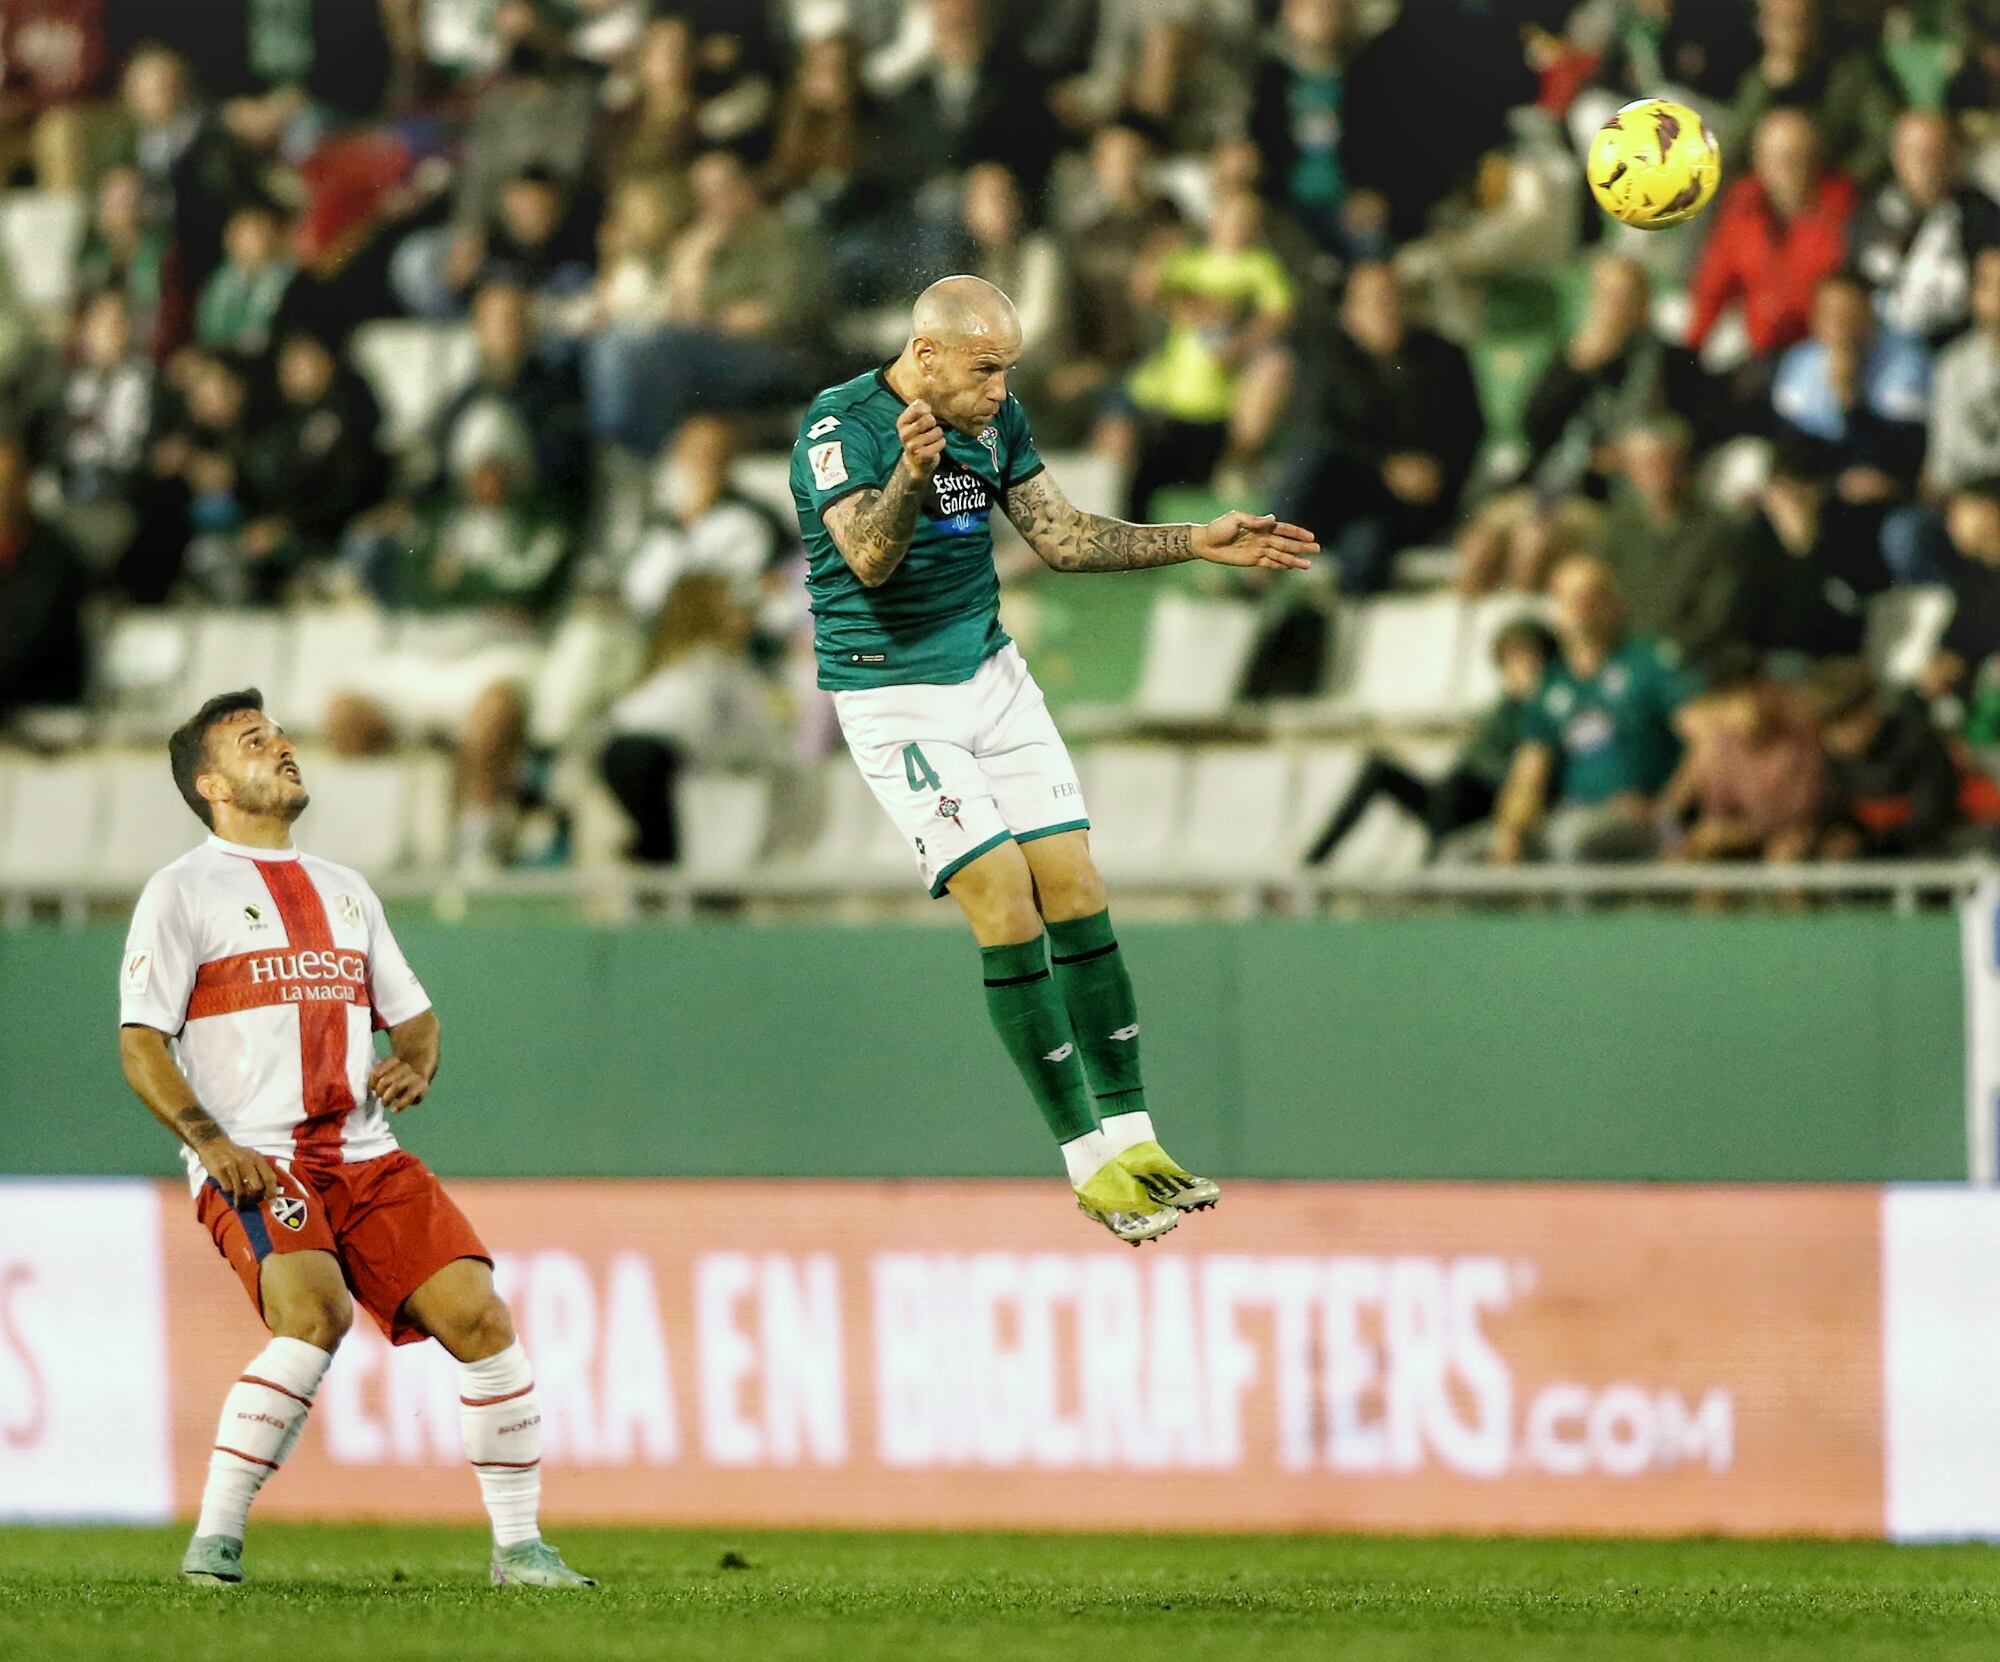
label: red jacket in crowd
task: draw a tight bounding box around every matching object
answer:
[1686,171,1858,358]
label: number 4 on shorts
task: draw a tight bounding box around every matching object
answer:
[902,743,941,792]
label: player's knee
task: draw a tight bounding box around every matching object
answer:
[464,684,525,751]
[1038,864,1107,921]
[274,1290,353,1351]
[454,1295,517,1359]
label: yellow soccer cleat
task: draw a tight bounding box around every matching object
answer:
[1075,1156,1180,1246]
[1117,1141,1221,1213]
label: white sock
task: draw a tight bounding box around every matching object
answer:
[459,1341,542,1547]
[195,1337,334,1541]
[1099,1110,1157,1159]
[1061,1126,1111,1186]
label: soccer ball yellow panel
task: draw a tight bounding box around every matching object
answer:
[1588,97,1721,230]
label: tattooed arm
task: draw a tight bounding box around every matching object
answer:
[1003,468,1318,574]
[821,399,947,588]
[119,1024,280,1203]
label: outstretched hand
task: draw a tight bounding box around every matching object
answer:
[1192,511,1319,571]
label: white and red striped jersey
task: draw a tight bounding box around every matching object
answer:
[119,834,432,1191]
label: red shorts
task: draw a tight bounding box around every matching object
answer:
[196,1149,490,1345]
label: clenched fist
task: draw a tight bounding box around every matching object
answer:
[897,400,947,481]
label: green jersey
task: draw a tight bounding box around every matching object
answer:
[790,366,1044,690]
[1522,634,1700,804]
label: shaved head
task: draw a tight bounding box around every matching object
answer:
[911,275,1020,348]
[891,275,1024,434]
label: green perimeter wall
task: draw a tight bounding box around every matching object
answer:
[0,914,1965,1182]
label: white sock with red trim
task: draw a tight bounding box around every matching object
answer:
[458,1341,542,1547]
[195,1336,333,1542]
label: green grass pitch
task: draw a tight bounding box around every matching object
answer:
[6,1525,2000,1661]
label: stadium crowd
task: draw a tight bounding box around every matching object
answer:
[3,0,2000,876]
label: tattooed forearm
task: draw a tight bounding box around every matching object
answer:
[1004,471,1198,572]
[175,1105,225,1146]
[824,465,927,587]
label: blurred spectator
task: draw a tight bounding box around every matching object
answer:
[329,413,577,868]
[885,0,1060,197]
[585,149,824,455]
[1738,432,1890,665]
[1248,0,1360,252]
[1771,273,1928,509]
[1448,554,1698,864]
[1307,616,1559,865]
[620,415,803,665]
[0,431,88,725]
[1687,107,1856,402]
[240,329,389,577]
[1573,0,1759,108]
[124,349,268,604]
[764,31,891,301]
[954,164,1064,399]
[1100,187,1294,521]
[1927,247,2000,497]
[1045,121,1179,438]
[1517,251,1702,501]
[1721,0,1901,184]
[1602,416,1758,671]
[480,165,599,311]
[119,44,259,291]
[1057,0,1255,156]
[1849,111,2000,349]
[600,15,699,188]
[1659,675,1822,863]
[0,0,113,190]
[435,279,592,512]
[1454,489,1605,597]
[400,42,599,317]
[1812,658,1961,858]
[600,573,783,865]
[45,286,151,560]
[1281,259,1480,593]
[582,176,681,333]
[195,201,296,358]
[1946,6,2000,202]
[1920,478,2000,710]
[74,164,181,360]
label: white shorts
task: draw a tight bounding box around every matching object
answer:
[833,643,1090,896]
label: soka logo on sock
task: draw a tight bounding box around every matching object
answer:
[1110,1025,1140,1041]
[270,1196,308,1232]
[1043,1043,1075,1063]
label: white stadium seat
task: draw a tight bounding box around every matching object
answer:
[679,775,772,880]
[0,190,86,312]
[1075,746,1185,881]
[1866,587,1955,689]
[1133,594,1261,719]
[278,607,391,735]
[1181,748,1295,879]
[298,756,417,872]
[0,757,107,885]
[1288,745,1364,866]
[97,611,195,740]
[349,321,478,449]
[1329,740,1454,878]
[95,753,203,885]
[182,612,291,717]
[1334,595,1465,723]
[786,757,897,885]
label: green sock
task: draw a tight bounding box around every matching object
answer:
[1046,909,1146,1116]
[980,937,1099,1144]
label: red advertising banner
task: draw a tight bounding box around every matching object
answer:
[153,1180,1884,1536]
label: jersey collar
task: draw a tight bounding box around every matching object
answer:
[207,833,300,863]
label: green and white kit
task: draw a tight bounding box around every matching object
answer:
[791,368,1090,895]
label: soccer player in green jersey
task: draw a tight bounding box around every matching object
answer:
[791,276,1317,1244]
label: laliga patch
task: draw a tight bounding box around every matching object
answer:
[122,950,152,996]
[269,1195,308,1233]
[335,893,362,930]
[809,440,848,489]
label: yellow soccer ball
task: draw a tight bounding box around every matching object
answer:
[1587,97,1721,230]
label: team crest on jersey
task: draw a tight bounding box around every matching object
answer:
[936,795,965,830]
[978,426,1000,469]
[335,893,362,930]
[270,1195,308,1232]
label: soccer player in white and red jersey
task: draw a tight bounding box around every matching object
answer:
[118,688,595,1590]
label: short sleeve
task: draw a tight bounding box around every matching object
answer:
[120,870,197,1034]
[796,401,889,519]
[1000,396,1044,487]
[363,885,432,1029]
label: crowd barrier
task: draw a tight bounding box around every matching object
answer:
[4,1177,1995,1538]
